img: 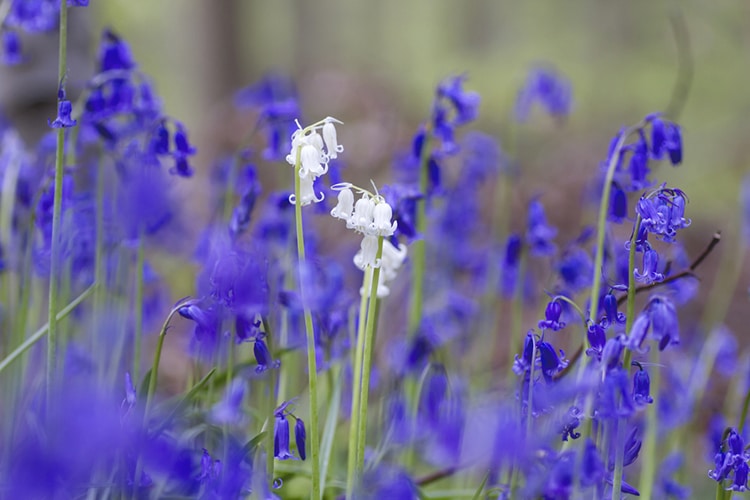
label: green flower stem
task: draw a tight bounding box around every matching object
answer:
[293,148,321,500]
[133,235,145,381]
[346,267,372,499]
[262,316,277,490]
[47,0,69,412]
[638,347,660,499]
[133,304,182,500]
[355,237,385,476]
[142,305,183,422]
[588,124,641,325]
[611,216,641,500]
[508,248,527,374]
[407,130,431,337]
[93,151,106,382]
[0,283,95,375]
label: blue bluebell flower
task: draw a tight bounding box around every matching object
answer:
[633,367,654,406]
[538,340,567,382]
[211,378,245,424]
[709,428,750,491]
[636,188,691,243]
[559,406,582,441]
[649,115,683,165]
[48,100,77,128]
[601,292,626,328]
[557,245,593,292]
[254,337,280,373]
[634,248,664,285]
[273,413,294,460]
[526,198,557,257]
[6,0,59,32]
[2,30,22,65]
[99,29,136,72]
[624,130,651,191]
[235,73,300,161]
[295,418,306,461]
[586,324,607,360]
[539,300,566,331]
[515,65,573,122]
[609,181,629,222]
[123,371,136,410]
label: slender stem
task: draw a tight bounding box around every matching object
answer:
[0,283,95,374]
[610,417,627,500]
[508,248,527,375]
[611,216,641,499]
[588,124,640,324]
[346,268,372,499]
[293,148,321,500]
[355,236,385,475]
[133,235,145,381]
[93,151,106,381]
[407,130,431,337]
[46,0,70,412]
[262,316,276,490]
[638,350,660,498]
[142,307,182,422]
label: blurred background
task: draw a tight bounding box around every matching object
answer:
[2,0,750,368]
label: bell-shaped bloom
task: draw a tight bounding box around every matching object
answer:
[48,100,77,128]
[526,198,557,257]
[254,338,280,373]
[322,121,344,159]
[514,65,573,122]
[633,368,654,406]
[273,413,294,460]
[2,30,22,65]
[299,143,326,179]
[539,341,567,382]
[650,116,683,166]
[370,201,397,237]
[354,234,380,269]
[538,300,566,331]
[634,248,664,284]
[295,419,306,461]
[348,195,376,233]
[290,172,324,206]
[330,187,354,221]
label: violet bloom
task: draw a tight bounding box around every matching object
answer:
[538,341,567,383]
[431,74,481,156]
[48,100,77,128]
[557,246,593,292]
[709,428,750,491]
[99,29,136,72]
[515,65,573,122]
[273,413,294,460]
[295,418,306,461]
[526,198,557,257]
[633,248,664,285]
[254,338,280,373]
[2,31,22,65]
[633,367,654,407]
[649,115,683,165]
[539,300,566,331]
[636,188,691,243]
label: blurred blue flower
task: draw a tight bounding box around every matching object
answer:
[515,65,573,122]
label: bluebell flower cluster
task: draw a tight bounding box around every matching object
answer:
[0,19,738,500]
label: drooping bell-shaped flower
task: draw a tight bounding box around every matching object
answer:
[299,143,326,179]
[634,248,664,284]
[48,100,77,128]
[330,187,354,221]
[538,300,566,331]
[633,368,654,406]
[354,234,380,269]
[348,195,376,233]
[295,418,307,461]
[273,413,294,460]
[370,201,397,237]
[322,121,344,159]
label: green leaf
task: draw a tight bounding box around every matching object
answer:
[242,431,269,462]
[319,365,343,495]
[151,368,216,434]
[470,470,490,500]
